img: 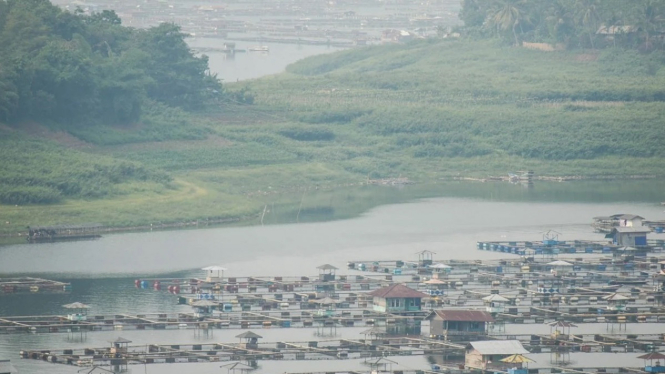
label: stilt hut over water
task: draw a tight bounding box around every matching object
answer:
[236,331,262,349]
[416,250,436,266]
[317,264,338,282]
[63,302,90,322]
[638,351,665,373]
[109,337,131,354]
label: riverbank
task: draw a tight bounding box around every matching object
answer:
[2,177,665,241]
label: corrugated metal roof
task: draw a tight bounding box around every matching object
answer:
[368,284,429,299]
[468,340,528,355]
[316,264,338,270]
[611,214,644,220]
[482,294,509,303]
[432,310,494,322]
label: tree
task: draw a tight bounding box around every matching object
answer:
[136,23,221,110]
[574,0,602,49]
[488,0,529,45]
[634,0,665,50]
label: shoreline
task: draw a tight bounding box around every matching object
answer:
[2,174,663,242]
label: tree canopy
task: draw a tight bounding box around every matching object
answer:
[461,0,665,50]
[0,0,221,125]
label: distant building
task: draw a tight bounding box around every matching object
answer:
[593,214,645,232]
[606,227,651,246]
[381,29,415,43]
[427,310,494,341]
[368,284,428,314]
[614,214,645,227]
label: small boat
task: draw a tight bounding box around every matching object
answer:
[249,45,269,52]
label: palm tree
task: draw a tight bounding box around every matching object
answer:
[574,0,601,49]
[634,0,665,50]
[488,0,529,46]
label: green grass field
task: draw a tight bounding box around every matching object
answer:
[2,40,665,235]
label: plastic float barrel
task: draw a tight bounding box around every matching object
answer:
[172,286,180,294]
[168,285,173,292]
[140,280,149,289]
[153,281,160,290]
[134,279,141,287]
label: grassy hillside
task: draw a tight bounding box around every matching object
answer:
[2,39,665,235]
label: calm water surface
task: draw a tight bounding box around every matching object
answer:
[188,38,343,82]
[1,181,664,373]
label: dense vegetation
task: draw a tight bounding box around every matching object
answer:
[0,0,221,204]
[461,0,665,50]
[0,0,221,125]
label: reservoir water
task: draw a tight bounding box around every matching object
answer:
[188,38,343,82]
[1,180,665,373]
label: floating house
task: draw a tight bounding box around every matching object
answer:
[593,214,646,233]
[615,214,646,227]
[606,227,651,246]
[427,310,494,341]
[465,340,530,371]
[483,294,508,314]
[547,260,573,276]
[604,292,630,311]
[368,284,428,314]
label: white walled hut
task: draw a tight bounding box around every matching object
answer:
[202,265,226,282]
[613,214,645,228]
[483,294,509,314]
[429,263,452,278]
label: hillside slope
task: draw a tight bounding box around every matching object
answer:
[3,39,665,234]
